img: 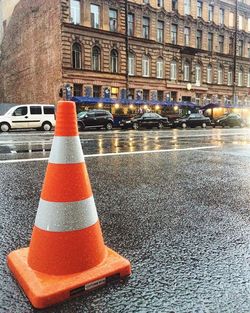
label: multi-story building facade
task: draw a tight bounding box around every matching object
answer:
[0,0,249,105]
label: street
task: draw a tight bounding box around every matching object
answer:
[1,128,250,312]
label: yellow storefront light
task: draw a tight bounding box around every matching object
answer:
[144,105,148,110]
[174,105,178,111]
[155,105,160,110]
[129,104,134,109]
[111,87,119,94]
[98,103,103,108]
[114,103,119,109]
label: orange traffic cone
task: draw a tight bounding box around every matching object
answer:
[7,101,131,309]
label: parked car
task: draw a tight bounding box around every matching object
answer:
[172,113,211,129]
[77,110,114,130]
[119,113,169,130]
[214,113,244,128]
[0,104,55,132]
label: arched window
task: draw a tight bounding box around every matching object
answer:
[92,46,101,71]
[207,64,212,83]
[72,43,81,69]
[238,67,243,86]
[156,57,164,78]
[128,52,135,76]
[142,55,150,77]
[228,66,233,86]
[217,64,223,84]
[195,64,201,86]
[247,69,250,87]
[184,60,190,81]
[111,49,118,73]
[170,60,177,80]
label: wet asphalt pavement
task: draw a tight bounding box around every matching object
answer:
[1,128,250,313]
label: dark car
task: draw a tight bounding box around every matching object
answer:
[77,110,114,130]
[172,113,211,129]
[119,113,169,130]
[214,113,244,128]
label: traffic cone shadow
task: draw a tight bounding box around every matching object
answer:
[7,101,131,309]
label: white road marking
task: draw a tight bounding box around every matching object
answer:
[0,145,218,164]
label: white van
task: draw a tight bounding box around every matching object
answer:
[0,104,56,132]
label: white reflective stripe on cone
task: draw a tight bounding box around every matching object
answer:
[49,136,85,164]
[35,196,98,232]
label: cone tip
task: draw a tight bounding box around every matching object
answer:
[55,101,78,136]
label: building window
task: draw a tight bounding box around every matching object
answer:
[110,49,118,73]
[72,43,81,69]
[229,37,234,55]
[92,46,101,71]
[70,0,80,24]
[170,60,177,80]
[218,35,224,53]
[143,90,150,101]
[156,58,163,78]
[143,0,149,3]
[196,30,202,49]
[157,91,164,101]
[157,0,164,7]
[142,17,150,39]
[184,0,190,15]
[171,24,177,44]
[208,5,213,22]
[228,68,233,86]
[219,8,224,25]
[172,0,178,10]
[248,43,250,58]
[184,27,190,46]
[142,55,150,77]
[111,87,119,98]
[73,84,83,96]
[239,15,243,30]
[128,13,134,36]
[128,52,135,76]
[229,12,234,28]
[207,64,212,83]
[197,1,202,18]
[238,40,243,57]
[128,89,135,99]
[91,4,100,28]
[109,9,117,32]
[195,64,201,86]
[247,69,250,87]
[217,64,223,84]
[184,61,190,81]
[157,21,164,43]
[93,85,101,97]
[238,67,243,86]
[208,33,213,51]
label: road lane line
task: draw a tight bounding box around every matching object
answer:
[0,145,218,164]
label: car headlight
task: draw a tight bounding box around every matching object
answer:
[125,121,131,124]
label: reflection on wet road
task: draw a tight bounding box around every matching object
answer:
[1,128,250,161]
[1,127,250,312]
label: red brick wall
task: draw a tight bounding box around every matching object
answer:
[0,0,62,104]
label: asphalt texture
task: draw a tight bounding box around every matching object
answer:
[1,128,250,313]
